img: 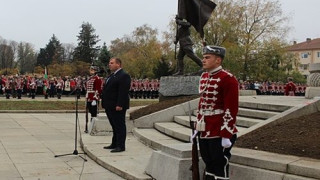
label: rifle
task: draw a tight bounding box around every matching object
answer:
[85,99,89,133]
[174,15,179,61]
[189,102,200,180]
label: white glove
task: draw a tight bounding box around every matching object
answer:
[221,138,232,148]
[91,100,97,106]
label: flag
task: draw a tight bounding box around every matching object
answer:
[178,0,216,38]
[44,66,48,79]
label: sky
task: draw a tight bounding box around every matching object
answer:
[0,0,319,50]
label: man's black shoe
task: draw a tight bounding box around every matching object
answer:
[110,147,125,153]
[103,145,116,149]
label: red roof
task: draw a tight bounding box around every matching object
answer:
[288,38,320,51]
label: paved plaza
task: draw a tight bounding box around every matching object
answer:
[0,112,124,180]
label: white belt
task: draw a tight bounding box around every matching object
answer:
[201,109,224,116]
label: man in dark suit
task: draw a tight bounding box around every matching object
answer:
[101,57,131,153]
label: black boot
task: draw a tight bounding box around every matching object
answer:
[173,58,184,76]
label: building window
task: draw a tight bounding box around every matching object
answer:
[299,64,308,70]
[301,52,308,58]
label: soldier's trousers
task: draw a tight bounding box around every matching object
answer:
[5,89,11,99]
[17,89,22,99]
[30,89,36,99]
[199,134,237,180]
[86,102,97,117]
[57,89,62,99]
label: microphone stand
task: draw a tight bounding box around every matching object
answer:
[54,94,87,161]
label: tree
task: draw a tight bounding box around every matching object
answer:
[189,0,290,81]
[97,42,112,72]
[36,34,63,66]
[73,22,100,63]
[0,43,15,74]
[153,56,172,79]
[17,42,37,74]
[109,24,163,78]
[62,43,75,62]
[36,48,50,67]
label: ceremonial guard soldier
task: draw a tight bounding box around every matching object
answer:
[0,75,4,95]
[49,78,56,98]
[36,77,43,95]
[278,82,285,95]
[285,77,296,96]
[56,77,64,99]
[138,79,143,99]
[4,76,13,99]
[142,78,150,99]
[29,78,37,99]
[11,76,17,98]
[132,79,139,99]
[85,65,102,133]
[129,79,135,99]
[196,46,238,180]
[149,79,156,99]
[16,76,24,99]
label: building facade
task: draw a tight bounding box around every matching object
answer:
[288,38,320,76]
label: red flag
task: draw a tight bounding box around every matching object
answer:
[178,0,216,38]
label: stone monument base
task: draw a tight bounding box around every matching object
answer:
[159,76,200,101]
[305,87,320,99]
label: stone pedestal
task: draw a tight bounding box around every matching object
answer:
[159,76,200,98]
[305,87,320,99]
[306,63,320,98]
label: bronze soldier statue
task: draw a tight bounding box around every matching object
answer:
[174,16,202,76]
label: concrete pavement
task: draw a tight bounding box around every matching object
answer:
[0,112,124,180]
[1,95,320,180]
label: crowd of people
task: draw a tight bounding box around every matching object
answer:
[1,74,306,100]
[0,74,160,100]
[239,80,307,96]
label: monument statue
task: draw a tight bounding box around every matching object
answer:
[173,16,202,76]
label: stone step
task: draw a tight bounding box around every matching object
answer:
[81,134,153,180]
[238,107,280,119]
[236,126,248,134]
[174,115,261,128]
[230,163,318,180]
[174,115,197,127]
[239,101,291,112]
[155,121,248,142]
[231,147,320,180]
[133,128,183,151]
[154,122,192,142]
[236,116,262,128]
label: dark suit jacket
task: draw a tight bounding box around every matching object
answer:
[101,69,131,110]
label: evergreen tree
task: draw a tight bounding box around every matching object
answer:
[73,22,100,63]
[97,42,111,72]
[153,57,172,79]
[36,48,49,66]
[36,34,63,66]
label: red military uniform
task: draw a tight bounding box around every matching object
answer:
[197,67,239,139]
[56,78,64,99]
[86,75,102,102]
[285,81,296,96]
[16,77,24,99]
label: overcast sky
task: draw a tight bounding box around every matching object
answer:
[0,0,319,50]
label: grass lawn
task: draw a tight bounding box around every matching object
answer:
[0,99,158,110]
